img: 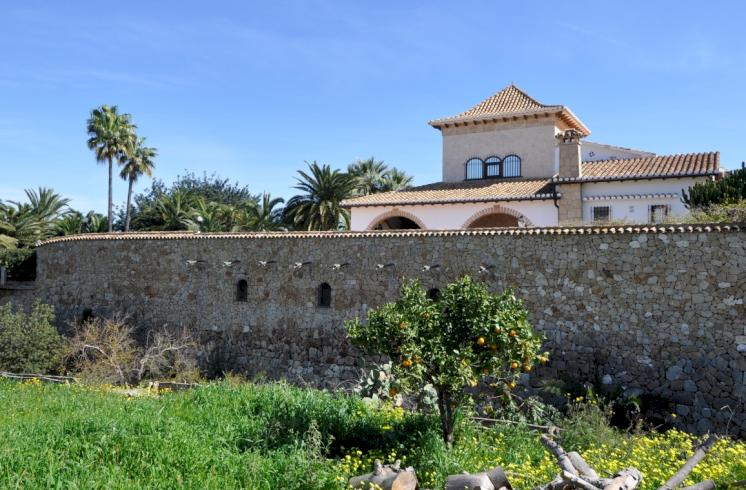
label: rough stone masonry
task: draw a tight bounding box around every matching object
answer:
[1,225,744,435]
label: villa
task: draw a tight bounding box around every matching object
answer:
[342,85,722,230]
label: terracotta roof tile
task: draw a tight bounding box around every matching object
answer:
[37,224,744,247]
[556,152,721,182]
[341,179,556,207]
[428,84,591,135]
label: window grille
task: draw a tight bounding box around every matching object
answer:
[502,155,521,177]
[592,206,611,222]
[465,158,484,180]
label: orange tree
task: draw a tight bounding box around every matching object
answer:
[346,276,546,445]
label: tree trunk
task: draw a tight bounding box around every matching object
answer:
[437,387,455,446]
[124,177,133,232]
[107,156,113,232]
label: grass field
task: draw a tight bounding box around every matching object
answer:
[0,380,744,489]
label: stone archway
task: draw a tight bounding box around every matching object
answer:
[462,205,534,229]
[366,208,426,230]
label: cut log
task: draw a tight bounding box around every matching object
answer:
[349,460,418,490]
[445,472,494,490]
[658,435,717,490]
[604,468,642,490]
[541,435,578,476]
[680,480,715,490]
[445,466,513,490]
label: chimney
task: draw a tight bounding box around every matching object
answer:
[557,129,583,178]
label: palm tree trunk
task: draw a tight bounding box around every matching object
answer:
[107,156,113,232]
[124,177,134,232]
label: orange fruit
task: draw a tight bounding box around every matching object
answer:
[510,362,519,370]
[507,381,516,390]
[523,365,532,372]
[402,359,412,368]
[509,330,517,337]
[477,337,486,346]
[495,326,502,334]
[388,388,398,397]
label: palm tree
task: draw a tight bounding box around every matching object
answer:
[143,190,196,231]
[284,162,357,231]
[380,168,413,192]
[86,105,136,232]
[84,211,109,233]
[57,212,84,236]
[348,157,389,195]
[120,137,157,231]
[21,187,71,237]
[0,201,18,249]
[192,197,233,232]
[236,193,285,231]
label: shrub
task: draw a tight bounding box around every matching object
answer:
[346,276,546,445]
[66,316,197,385]
[0,301,63,373]
[682,164,746,208]
[0,248,36,281]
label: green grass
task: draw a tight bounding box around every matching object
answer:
[0,380,744,489]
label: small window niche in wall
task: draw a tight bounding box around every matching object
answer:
[592,206,611,222]
[318,282,332,308]
[649,204,669,224]
[236,279,248,302]
[427,288,441,301]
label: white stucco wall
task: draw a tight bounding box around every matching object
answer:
[441,119,563,182]
[349,200,559,231]
[581,177,708,223]
[582,142,655,162]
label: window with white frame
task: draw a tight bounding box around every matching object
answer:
[649,204,669,223]
[592,206,611,222]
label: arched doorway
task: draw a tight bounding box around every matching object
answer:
[467,213,518,228]
[367,209,426,230]
[373,216,421,230]
[462,205,533,229]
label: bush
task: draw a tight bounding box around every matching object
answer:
[0,248,36,281]
[66,316,197,385]
[674,201,746,224]
[682,165,746,208]
[0,301,63,373]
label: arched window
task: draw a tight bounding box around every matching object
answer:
[465,158,484,180]
[502,155,521,177]
[318,282,332,308]
[484,156,501,178]
[427,288,441,301]
[236,279,248,302]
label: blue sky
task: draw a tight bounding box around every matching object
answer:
[1,1,744,212]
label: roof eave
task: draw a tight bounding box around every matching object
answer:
[428,106,591,135]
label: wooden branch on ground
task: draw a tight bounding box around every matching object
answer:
[0,371,77,384]
[541,433,579,476]
[561,470,601,490]
[604,468,643,490]
[658,435,718,490]
[681,480,715,490]
[473,416,561,432]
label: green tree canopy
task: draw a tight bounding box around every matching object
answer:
[346,276,546,445]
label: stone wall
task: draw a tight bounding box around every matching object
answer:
[1,226,744,435]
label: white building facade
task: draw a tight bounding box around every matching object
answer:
[344,85,722,230]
